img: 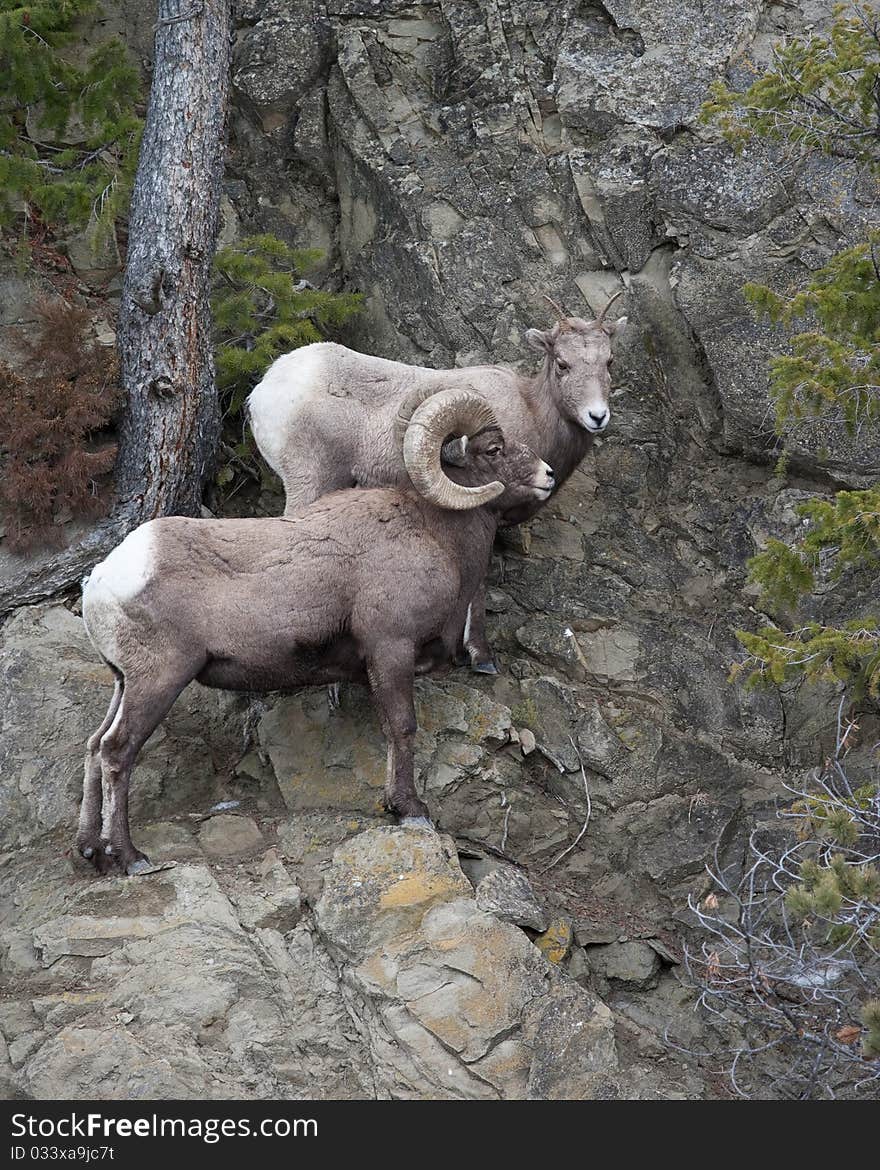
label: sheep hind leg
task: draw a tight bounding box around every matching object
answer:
[367,645,432,826]
[464,584,498,675]
[76,675,123,861]
[97,669,192,876]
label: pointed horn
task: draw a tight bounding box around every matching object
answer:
[403,389,504,511]
[597,287,625,325]
[542,294,571,331]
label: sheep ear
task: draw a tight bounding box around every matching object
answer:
[607,316,627,338]
[441,435,469,467]
[526,328,553,354]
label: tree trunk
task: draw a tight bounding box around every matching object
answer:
[116,0,232,519]
[0,0,232,613]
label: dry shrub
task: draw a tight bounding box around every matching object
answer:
[0,299,122,551]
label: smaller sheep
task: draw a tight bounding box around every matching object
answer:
[78,389,554,874]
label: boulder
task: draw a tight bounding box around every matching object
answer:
[315,826,618,1099]
[587,941,662,990]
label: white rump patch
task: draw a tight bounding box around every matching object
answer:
[82,522,157,662]
[89,522,156,603]
[247,343,330,475]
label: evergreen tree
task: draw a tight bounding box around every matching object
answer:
[693,5,880,1096]
[0,1,141,248]
[211,234,361,490]
[703,3,880,168]
[702,3,880,696]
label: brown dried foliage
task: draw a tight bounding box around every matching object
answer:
[0,300,122,551]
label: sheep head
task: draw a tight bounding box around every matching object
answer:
[400,388,555,512]
[526,290,627,435]
[401,389,506,510]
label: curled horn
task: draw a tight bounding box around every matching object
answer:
[402,389,505,511]
[394,383,441,449]
[596,287,625,325]
[542,294,572,332]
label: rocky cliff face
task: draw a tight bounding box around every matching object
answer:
[1,1,876,1099]
[223,0,876,951]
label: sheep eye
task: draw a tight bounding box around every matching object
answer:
[486,445,502,457]
[555,359,569,373]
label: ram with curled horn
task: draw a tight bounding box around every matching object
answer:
[77,390,554,874]
[248,290,627,672]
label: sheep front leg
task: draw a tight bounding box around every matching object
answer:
[367,644,432,826]
[464,581,498,675]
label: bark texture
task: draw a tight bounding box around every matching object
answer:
[116,0,232,518]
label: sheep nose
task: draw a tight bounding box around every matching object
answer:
[545,466,555,484]
[589,409,608,428]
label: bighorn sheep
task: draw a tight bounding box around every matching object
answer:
[78,390,554,874]
[248,294,626,671]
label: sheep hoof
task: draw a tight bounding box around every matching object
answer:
[125,856,155,876]
[401,816,435,831]
[327,682,342,711]
[127,858,176,877]
[80,846,94,859]
[471,660,499,676]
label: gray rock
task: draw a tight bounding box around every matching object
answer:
[234,1,331,119]
[627,793,743,885]
[8,1032,43,1068]
[60,223,122,285]
[0,1002,40,1044]
[574,921,621,947]
[315,826,618,1099]
[5,829,623,1101]
[524,983,620,1101]
[258,676,513,819]
[474,864,548,932]
[135,821,198,864]
[556,0,761,135]
[199,814,264,857]
[228,851,303,931]
[518,728,537,756]
[587,941,662,990]
[0,274,39,329]
[10,860,374,1100]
